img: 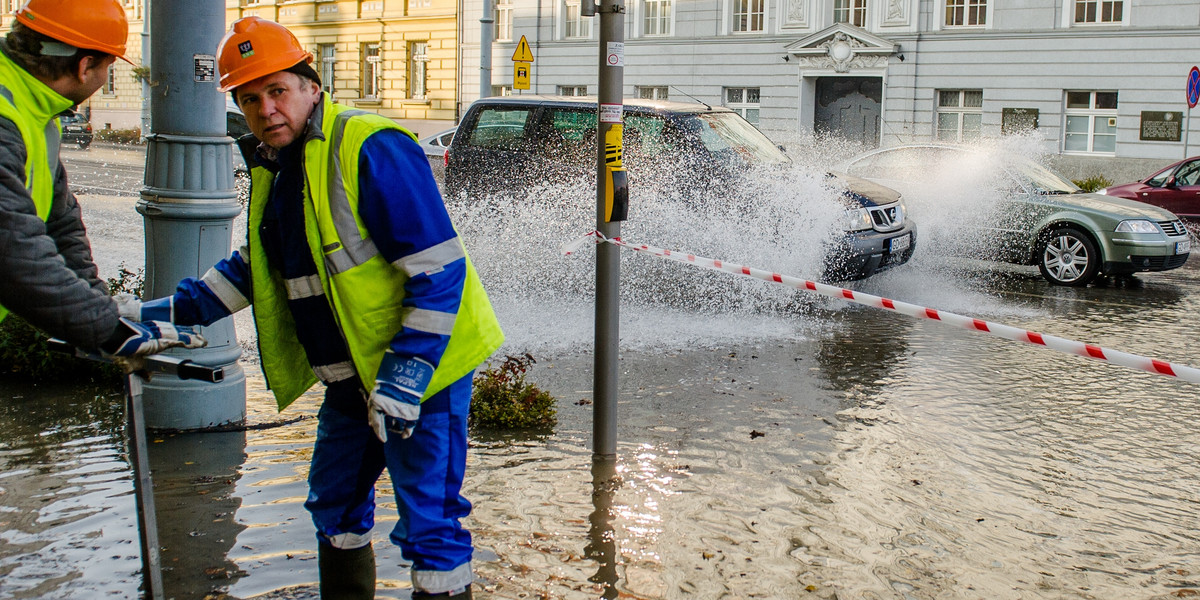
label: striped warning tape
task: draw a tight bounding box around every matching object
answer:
[562,231,1200,385]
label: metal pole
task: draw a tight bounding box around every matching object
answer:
[1185,106,1191,160]
[140,0,150,139]
[593,0,624,458]
[480,0,494,98]
[140,0,246,430]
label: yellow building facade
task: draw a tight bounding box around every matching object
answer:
[0,0,458,136]
[228,0,459,135]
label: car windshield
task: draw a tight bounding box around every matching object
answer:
[675,112,789,165]
[1007,157,1080,194]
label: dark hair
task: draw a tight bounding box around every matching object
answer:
[5,21,109,80]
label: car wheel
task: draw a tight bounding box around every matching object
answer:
[1038,226,1099,286]
[78,141,90,150]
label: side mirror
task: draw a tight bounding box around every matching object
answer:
[1166,176,1178,188]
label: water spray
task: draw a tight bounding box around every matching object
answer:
[563,231,1200,384]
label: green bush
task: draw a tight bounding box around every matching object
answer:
[1072,174,1114,193]
[0,264,143,383]
[94,127,143,145]
[470,354,557,430]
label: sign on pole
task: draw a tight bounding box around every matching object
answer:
[1188,66,1200,109]
[512,35,533,91]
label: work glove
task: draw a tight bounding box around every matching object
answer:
[367,353,434,443]
[103,318,207,358]
[113,293,174,322]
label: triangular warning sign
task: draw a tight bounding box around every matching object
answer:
[512,35,534,62]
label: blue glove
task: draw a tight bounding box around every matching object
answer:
[368,353,434,443]
[104,318,207,358]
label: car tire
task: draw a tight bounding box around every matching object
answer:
[78,141,90,150]
[1038,226,1099,286]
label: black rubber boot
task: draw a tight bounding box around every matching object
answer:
[412,585,472,600]
[318,543,376,600]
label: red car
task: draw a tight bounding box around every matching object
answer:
[1099,156,1200,219]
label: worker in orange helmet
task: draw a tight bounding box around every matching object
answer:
[120,15,502,600]
[0,0,207,358]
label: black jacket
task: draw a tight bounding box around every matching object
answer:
[0,112,120,349]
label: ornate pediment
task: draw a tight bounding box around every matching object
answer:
[784,24,899,73]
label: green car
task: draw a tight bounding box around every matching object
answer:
[839,144,1191,286]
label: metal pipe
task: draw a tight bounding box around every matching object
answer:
[593,0,624,458]
[481,0,494,98]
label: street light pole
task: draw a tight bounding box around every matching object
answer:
[139,0,246,430]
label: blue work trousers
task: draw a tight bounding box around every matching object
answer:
[304,373,474,593]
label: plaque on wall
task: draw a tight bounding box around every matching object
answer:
[1139,111,1183,142]
[1001,108,1039,135]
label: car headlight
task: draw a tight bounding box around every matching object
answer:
[1096,188,1108,195]
[845,207,873,231]
[1115,219,1159,234]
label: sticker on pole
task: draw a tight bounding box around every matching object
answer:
[599,103,623,123]
[1188,66,1200,109]
[606,42,624,67]
[194,54,216,83]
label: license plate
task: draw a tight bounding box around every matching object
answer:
[65,126,82,132]
[890,233,910,253]
[1177,239,1191,254]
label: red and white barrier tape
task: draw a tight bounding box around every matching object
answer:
[563,231,1200,385]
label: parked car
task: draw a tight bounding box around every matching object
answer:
[58,110,92,149]
[838,143,1190,286]
[445,95,916,281]
[1098,156,1200,220]
[419,126,455,184]
[227,98,251,178]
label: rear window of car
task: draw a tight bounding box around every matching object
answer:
[467,107,533,151]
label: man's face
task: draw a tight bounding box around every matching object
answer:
[235,71,320,149]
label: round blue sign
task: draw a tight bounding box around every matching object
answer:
[1188,66,1200,108]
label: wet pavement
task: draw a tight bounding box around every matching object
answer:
[2,143,1200,598]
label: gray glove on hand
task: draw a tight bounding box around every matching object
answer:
[367,353,434,443]
[103,318,206,358]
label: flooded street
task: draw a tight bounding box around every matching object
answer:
[2,144,1199,599]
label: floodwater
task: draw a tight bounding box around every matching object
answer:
[2,142,1200,599]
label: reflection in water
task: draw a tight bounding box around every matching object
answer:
[586,456,619,599]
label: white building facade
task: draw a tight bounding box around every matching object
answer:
[459,0,1200,179]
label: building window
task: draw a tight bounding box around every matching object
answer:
[732,0,764,32]
[643,0,672,35]
[1064,91,1117,153]
[104,63,116,95]
[724,87,760,124]
[362,43,381,99]
[491,85,513,97]
[565,0,592,38]
[1074,0,1122,23]
[637,86,669,100]
[496,0,514,41]
[936,90,983,142]
[833,0,866,27]
[409,42,428,100]
[362,0,383,11]
[319,44,336,95]
[945,0,986,26]
[558,85,588,96]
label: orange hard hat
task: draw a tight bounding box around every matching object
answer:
[217,16,313,93]
[15,0,131,63]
